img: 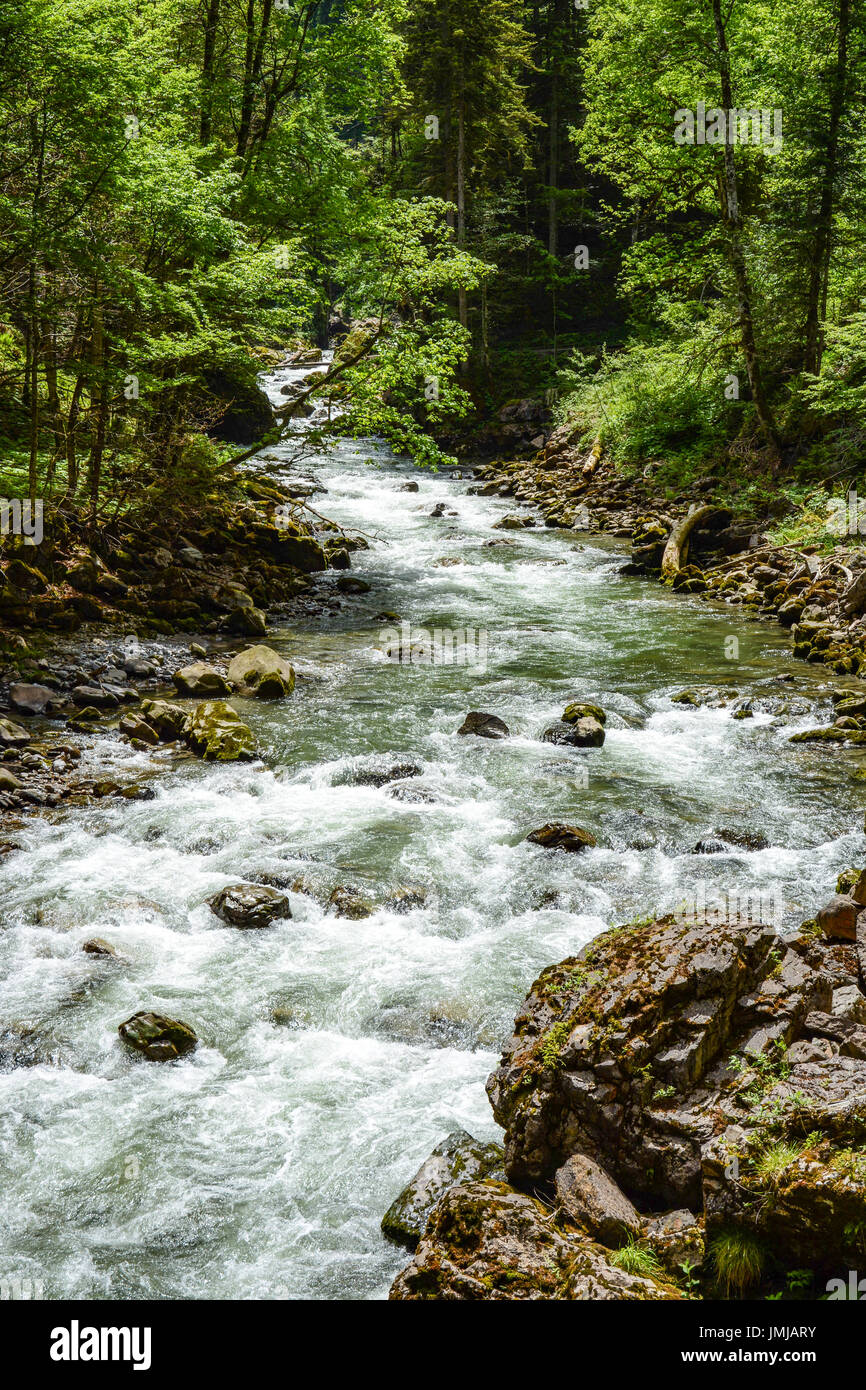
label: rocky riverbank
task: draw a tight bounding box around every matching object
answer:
[473,431,866,699]
[386,868,866,1300]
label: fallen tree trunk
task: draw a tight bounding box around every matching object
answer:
[660,505,721,582]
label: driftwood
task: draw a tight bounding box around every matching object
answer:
[660,505,721,582]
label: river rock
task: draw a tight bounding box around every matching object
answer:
[207,883,291,929]
[457,711,509,739]
[225,605,268,637]
[525,823,597,852]
[328,886,373,919]
[562,702,607,725]
[346,760,422,787]
[82,938,120,958]
[554,1154,642,1247]
[226,645,295,698]
[0,717,30,748]
[542,717,605,748]
[118,1011,198,1061]
[139,699,189,741]
[0,769,23,792]
[119,713,160,746]
[173,663,231,697]
[183,701,256,761]
[9,683,59,717]
[389,1180,680,1300]
[381,1130,504,1250]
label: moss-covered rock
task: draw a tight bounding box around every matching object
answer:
[226,644,295,699]
[118,1011,198,1061]
[183,700,256,761]
[382,1131,504,1250]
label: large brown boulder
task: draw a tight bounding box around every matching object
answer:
[226,644,295,699]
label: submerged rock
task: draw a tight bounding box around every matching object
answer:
[457,711,509,740]
[541,717,605,748]
[381,1130,504,1250]
[525,823,598,852]
[328,886,374,919]
[226,644,295,698]
[118,1011,198,1061]
[207,883,291,929]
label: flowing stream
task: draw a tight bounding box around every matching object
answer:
[1,364,864,1300]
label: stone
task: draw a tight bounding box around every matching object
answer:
[183,701,256,761]
[562,702,607,726]
[345,760,422,787]
[0,769,23,792]
[457,711,510,739]
[541,717,605,748]
[225,606,268,637]
[139,699,189,741]
[207,883,291,929]
[9,684,58,717]
[118,1011,198,1061]
[173,663,231,697]
[381,1130,504,1250]
[554,1153,642,1247]
[0,717,30,748]
[71,685,118,709]
[525,823,598,852]
[226,645,295,698]
[383,886,428,913]
[118,714,160,746]
[816,894,859,941]
[82,938,120,958]
[328,886,373,919]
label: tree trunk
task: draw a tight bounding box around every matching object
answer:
[661,505,721,582]
[457,93,467,330]
[86,290,109,518]
[711,0,780,457]
[199,0,221,144]
[802,0,849,375]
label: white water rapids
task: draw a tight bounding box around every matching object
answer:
[0,363,863,1299]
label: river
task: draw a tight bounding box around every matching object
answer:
[0,363,863,1300]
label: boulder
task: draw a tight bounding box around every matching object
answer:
[183,701,256,762]
[345,760,421,788]
[226,645,295,699]
[0,717,30,748]
[816,894,860,941]
[118,713,160,746]
[9,683,58,717]
[207,883,291,929]
[139,699,189,741]
[118,1011,198,1061]
[328,886,373,919]
[542,717,605,748]
[0,769,23,792]
[389,1181,680,1300]
[554,1154,642,1247]
[82,938,120,958]
[457,711,509,739]
[525,823,597,852]
[562,702,607,726]
[173,663,231,697]
[225,606,268,637]
[381,1130,504,1250]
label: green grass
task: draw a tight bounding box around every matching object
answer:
[709,1228,766,1296]
[751,1140,803,1183]
[609,1238,664,1281]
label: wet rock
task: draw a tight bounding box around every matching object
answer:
[644,1209,704,1282]
[0,717,30,748]
[227,644,295,698]
[82,938,120,958]
[118,1011,198,1061]
[388,783,437,803]
[381,1130,504,1250]
[173,663,231,697]
[399,481,419,492]
[139,699,189,741]
[183,701,256,762]
[71,685,119,709]
[493,514,530,530]
[525,823,598,852]
[554,1153,642,1247]
[346,760,422,788]
[383,886,428,913]
[457,711,509,739]
[207,883,291,929]
[714,829,770,851]
[691,839,728,855]
[225,605,268,637]
[542,717,605,748]
[118,713,160,746]
[328,886,373,919]
[336,575,371,594]
[9,683,59,717]
[562,702,607,726]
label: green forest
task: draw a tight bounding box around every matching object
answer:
[2,0,864,523]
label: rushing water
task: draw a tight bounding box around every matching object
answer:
[1,365,864,1300]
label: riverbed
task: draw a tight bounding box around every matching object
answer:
[0,372,863,1300]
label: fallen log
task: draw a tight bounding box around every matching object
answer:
[660,505,721,582]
